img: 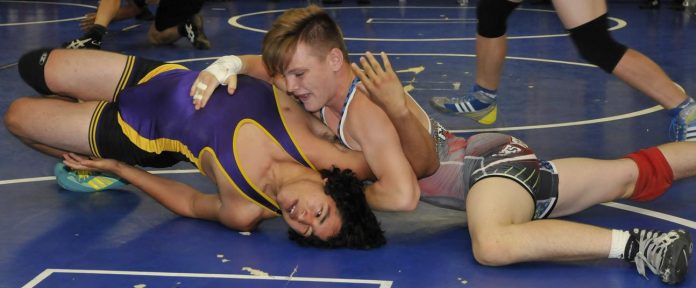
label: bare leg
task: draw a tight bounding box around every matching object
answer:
[148,24,181,45]
[466,177,612,265]
[44,49,129,102]
[4,97,99,157]
[93,0,121,28]
[551,141,696,218]
[474,35,506,91]
[553,0,689,109]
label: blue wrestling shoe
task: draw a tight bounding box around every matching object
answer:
[429,84,498,125]
[54,162,128,192]
[669,100,696,142]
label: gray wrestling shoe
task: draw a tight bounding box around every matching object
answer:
[630,228,692,284]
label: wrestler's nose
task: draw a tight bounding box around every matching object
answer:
[286,77,299,93]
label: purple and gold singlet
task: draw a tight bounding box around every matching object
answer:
[112,68,314,215]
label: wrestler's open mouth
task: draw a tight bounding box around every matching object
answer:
[285,199,299,217]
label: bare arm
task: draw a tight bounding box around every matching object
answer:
[352,52,439,178]
[348,105,420,211]
[62,153,255,230]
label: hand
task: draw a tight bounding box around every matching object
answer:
[62,153,121,173]
[79,13,96,32]
[189,55,242,110]
[350,51,408,116]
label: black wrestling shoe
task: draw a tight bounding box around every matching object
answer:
[629,228,692,284]
[182,14,210,50]
[62,35,101,49]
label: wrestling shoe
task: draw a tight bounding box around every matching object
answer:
[669,101,696,142]
[629,228,692,284]
[182,14,210,50]
[54,162,128,192]
[429,84,497,124]
[62,35,101,49]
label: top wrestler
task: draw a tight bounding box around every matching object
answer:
[188,5,694,284]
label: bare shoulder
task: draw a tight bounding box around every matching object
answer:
[217,199,269,232]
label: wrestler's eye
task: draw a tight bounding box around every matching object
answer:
[315,208,322,218]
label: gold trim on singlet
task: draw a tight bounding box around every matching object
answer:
[111,56,135,102]
[88,101,109,158]
[116,113,199,166]
[272,85,317,171]
[137,63,188,84]
[231,119,286,214]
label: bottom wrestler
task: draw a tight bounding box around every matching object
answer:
[5,48,384,249]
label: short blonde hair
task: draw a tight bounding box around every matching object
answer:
[262,5,349,76]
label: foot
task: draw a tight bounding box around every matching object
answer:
[54,162,128,192]
[62,35,101,49]
[669,102,696,141]
[183,14,210,50]
[429,85,498,124]
[630,228,692,284]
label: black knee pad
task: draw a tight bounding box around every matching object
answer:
[17,48,54,95]
[477,0,521,38]
[569,14,628,73]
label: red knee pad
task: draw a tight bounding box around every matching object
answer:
[625,147,674,201]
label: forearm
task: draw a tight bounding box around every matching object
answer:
[364,175,419,212]
[110,163,210,218]
[239,55,272,82]
[384,107,439,178]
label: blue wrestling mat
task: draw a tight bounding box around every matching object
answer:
[1,1,695,287]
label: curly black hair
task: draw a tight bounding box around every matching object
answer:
[288,167,386,249]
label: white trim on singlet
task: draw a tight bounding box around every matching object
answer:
[404,90,432,135]
[336,85,359,151]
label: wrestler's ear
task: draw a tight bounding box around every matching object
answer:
[327,48,343,72]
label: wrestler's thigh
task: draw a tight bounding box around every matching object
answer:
[552,0,607,29]
[7,97,98,155]
[549,157,635,218]
[466,177,535,234]
[45,49,128,101]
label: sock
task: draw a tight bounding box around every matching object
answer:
[609,229,635,260]
[474,83,497,99]
[668,97,695,117]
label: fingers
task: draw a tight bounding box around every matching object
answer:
[365,51,385,75]
[379,51,393,73]
[226,74,238,95]
[350,63,372,92]
[190,72,221,110]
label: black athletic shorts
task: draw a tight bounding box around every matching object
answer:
[154,0,205,31]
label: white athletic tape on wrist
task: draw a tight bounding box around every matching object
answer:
[203,55,243,85]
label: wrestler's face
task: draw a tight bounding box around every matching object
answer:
[283,42,341,112]
[277,178,342,240]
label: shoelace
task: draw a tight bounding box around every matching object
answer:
[634,230,680,279]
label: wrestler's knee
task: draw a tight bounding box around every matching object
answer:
[18,48,54,94]
[470,227,516,266]
[569,14,627,73]
[4,97,33,136]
